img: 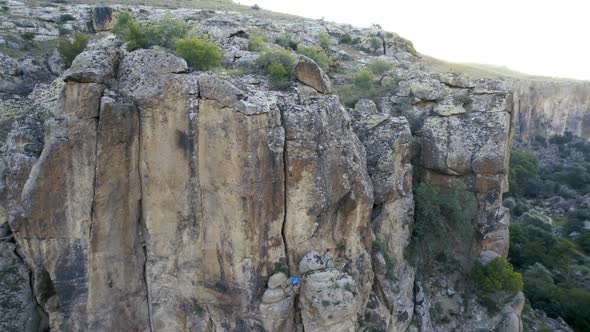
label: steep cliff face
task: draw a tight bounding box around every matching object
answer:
[0,48,514,331]
[0,2,519,331]
[513,80,590,141]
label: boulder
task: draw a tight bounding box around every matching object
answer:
[91,7,115,31]
[293,55,332,94]
[64,49,120,85]
[299,267,360,332]
[397,77,447,101]
[477,250,501,265]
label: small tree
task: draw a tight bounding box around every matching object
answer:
[318,32,333,53]
[58,33,89,68]
[368,59,394,78]
[275,34,298,50]
[175,35,223,70]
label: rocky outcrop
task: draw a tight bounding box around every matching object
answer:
[293,55,332,94]
[513,80,590,141]
[0,54,57,96]
[352,99,416,331]
[91,7,116,32]
[414,77,514,259]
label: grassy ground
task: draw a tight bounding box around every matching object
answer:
[422,55,554,81]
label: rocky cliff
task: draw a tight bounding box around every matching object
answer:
[0,2,520,331]
[513,80,590,141]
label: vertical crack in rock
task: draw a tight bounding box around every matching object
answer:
[88,95,102,271]
[278,102,291,275]
[188,95,200,237]
[136,105,154,332]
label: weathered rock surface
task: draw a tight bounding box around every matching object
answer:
[0,241,47,332]
[299,253,360,332]
[352,101,416,331]
[419,85,514,258]
[0,54,56,96]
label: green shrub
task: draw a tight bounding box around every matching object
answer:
[248,30,267,52]
[255,49,295,91]
[409,183,477,265]
[524,263,554,283]
[145,14,189,50]
[373,240,395,281]
[339,33,352,44]
[113,12,189,51]
[175,35,223,70]
[112,11,148,51]
[21,32,35,41]
[318,31,333,52]
[368,59,393,77]
[354,69,375,95]
[335,85,358,108]
[297,45,331,71]
[275,34,297,50]
[268,61,291,90]
[57,33,89,68]
[255,49,295,71]
[471,257,523,294]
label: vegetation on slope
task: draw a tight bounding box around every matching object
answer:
[507,134,590,331]
[409,182,477,267]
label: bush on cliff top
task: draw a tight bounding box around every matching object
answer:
[57,32,89,68]
[113,12,190,51]
[113,12,223,71]
[255,49,295,91]
[176,35,223,70]
[297,45,331,71]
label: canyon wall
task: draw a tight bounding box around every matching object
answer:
[513,80,590,141]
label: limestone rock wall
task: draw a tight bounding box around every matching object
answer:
[0,49,377,331]
[513,80,590,141]
[0,3,519,330]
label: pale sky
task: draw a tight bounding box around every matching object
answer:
[236,0,590,80]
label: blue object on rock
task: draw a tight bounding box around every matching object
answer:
[290,277,301,285]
